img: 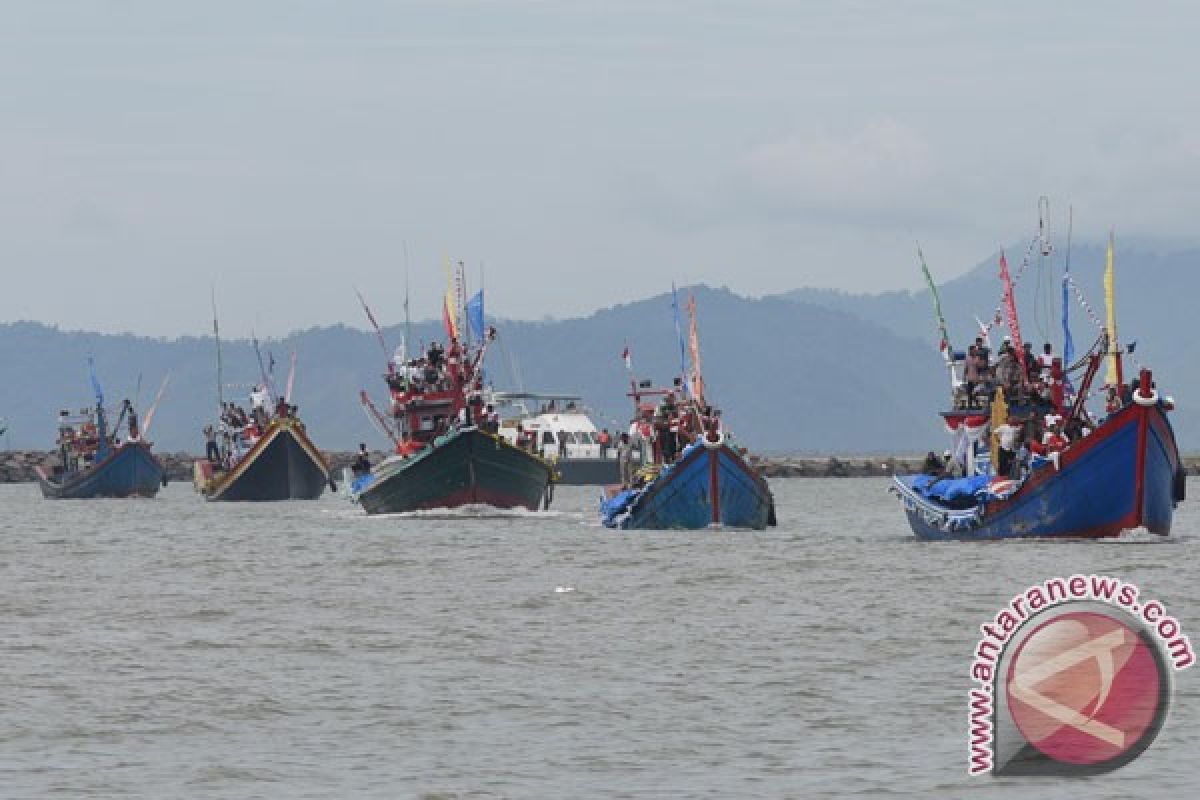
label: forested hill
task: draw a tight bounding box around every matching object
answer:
[0,286,948,454]
[6,242,1196,457]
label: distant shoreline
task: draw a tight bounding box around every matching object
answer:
[5,449,1200,484]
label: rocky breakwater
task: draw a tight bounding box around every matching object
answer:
[749,455,926,478]
[0,451,57,483]
[0,450,375,484]
[6,450,1200,482]
[0,450,199,483]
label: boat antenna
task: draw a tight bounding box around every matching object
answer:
[403,240,412,390]
[211,286,224,415]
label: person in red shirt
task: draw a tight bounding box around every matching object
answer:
[1030,418,1068,469]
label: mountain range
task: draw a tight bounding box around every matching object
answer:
[1,240,1194,454]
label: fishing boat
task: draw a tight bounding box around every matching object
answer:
[194,413,332,502]
[192,304,333,502]
[599,288,776,530]
[36,360,168,499]
[891,223,1184,540]
[349,261,556,514]
[493,392,637,485]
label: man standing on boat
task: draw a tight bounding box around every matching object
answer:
[617,432,634,488]
[203,424,219,463]
[351,443,371,477]
[993,418,1020,478]
[125,400,139,441]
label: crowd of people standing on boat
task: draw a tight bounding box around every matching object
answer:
[387,332,496,399]
[925,326,1169,486]
[55,399,143,472]
[958,336,1064,410]
[204,386,300,469]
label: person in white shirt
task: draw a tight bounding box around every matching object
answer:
[1038,343,1055,381]
[993,420,1020,477]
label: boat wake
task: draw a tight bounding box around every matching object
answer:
[342,504,573,521]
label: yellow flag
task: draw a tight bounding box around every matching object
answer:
[1104,233,1118,386]
[442,254,459,339]
[990,387,1007,473]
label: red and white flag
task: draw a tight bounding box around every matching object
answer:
[621,343,632,370]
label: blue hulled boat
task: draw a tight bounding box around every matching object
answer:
[37,441,164,499]
[891,227,1183,540]
[36,362,167,499]
[891,384,1183,540]
[601,436,775,530]
[599,288,776,530]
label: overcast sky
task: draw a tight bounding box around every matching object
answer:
[2,1,1197,336]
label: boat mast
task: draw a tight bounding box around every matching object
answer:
[404,243,412,392]
[1060,206,1076,408]
[87,355,109,458]
[211,287,224,415]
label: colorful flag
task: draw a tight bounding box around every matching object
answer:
[87,355,104,407]
[999,251,1025,372]
[285,351,298,402]
[442,293,457,340]
[1104,234,1119,386]
[687,290,705,405]
[442,255,459,340]
[466,290,485,343]
[918,245,951,355]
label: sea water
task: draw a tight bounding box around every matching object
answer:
[1,479,1197,798]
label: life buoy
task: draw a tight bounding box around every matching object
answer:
[702,431,724,449]
[1133,389,1159,407]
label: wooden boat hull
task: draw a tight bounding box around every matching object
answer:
[893,400,1183,540]
[602,440,776,530]
[195,419,331,502]
[355,427,555,515]
[36,442,164,499]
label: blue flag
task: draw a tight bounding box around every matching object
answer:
[87,355,104,407]
[466,290,485,344]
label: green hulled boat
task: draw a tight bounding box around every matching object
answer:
[349,264,556,515]
[354,426,554,514]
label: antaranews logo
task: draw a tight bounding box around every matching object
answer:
[968,575,1193,776]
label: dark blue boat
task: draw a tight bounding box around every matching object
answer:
[892,386,1183,540]
[193,417,331,502]
[893,227,1185,540]
[37,441,164,499]
[600,289,776,531]
[602,437,775,530]
[36,360,166,499]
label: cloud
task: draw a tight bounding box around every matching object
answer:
[739,119,933,220]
